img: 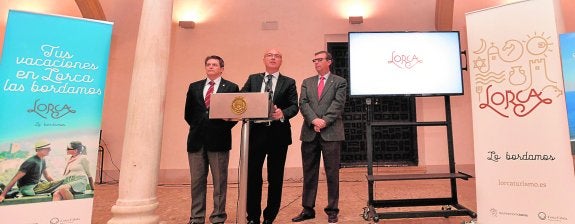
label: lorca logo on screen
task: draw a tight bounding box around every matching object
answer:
[28,98,76,119]
[387,51,422,69]
[470,33,561,118]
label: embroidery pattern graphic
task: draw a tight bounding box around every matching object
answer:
[471,32,560,118]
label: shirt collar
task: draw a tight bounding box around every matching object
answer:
[319,72,331,79]
[206,76,222,86]
[265,72,280,79]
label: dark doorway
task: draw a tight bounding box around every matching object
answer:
[327,42,419,167]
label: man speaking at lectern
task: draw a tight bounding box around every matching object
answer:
[241,48,299,224]
[185,55,239,224]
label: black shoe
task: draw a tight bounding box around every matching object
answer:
[187,217,204,224]
[247,220,259,224]
[291,212,315,222]
[328,213,338,224]
[262,220,273,224]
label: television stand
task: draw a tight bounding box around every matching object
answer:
[362,96,476,222]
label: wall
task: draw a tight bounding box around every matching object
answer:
[163,0,441,183]
[1,0,574,184]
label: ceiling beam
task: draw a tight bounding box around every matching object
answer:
[435,0,454,31]
[75,0,106,21]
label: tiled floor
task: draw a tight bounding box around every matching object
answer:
[92,168,477,224]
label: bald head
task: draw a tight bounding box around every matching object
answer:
[263,48,283,73]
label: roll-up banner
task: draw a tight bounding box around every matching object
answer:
[466,0,575,223]
[0,10,112,223]
[561,33,575,154]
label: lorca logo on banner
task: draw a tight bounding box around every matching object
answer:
[471,33,561,118]
[28,98,76,119]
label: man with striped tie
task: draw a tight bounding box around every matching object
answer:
[184,55,239,224]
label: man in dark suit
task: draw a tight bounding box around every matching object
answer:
[292,51,347,224]
[185,55,239,224]
[241,48,299,224]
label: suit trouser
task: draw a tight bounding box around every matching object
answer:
[300,136,341,215]
[188,148,229,223]
[246,125,289,222]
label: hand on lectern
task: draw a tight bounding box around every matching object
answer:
[271,105,284,120]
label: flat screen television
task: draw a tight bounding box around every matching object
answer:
[348,31,464,96]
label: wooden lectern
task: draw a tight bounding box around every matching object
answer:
[209,92,270,120]
[209,92,271,224]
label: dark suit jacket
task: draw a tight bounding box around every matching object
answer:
[241,73,299,146]
[185,78,239,152]
[299,73,347,142]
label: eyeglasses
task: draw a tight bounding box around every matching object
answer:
[312,58,328,63]
[205,62,221,67]
[67,148,76,150]
[265,53,282,59]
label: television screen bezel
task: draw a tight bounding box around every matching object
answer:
[347,31,465,97]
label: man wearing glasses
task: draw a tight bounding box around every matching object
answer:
[241,48,299,224]
[293,51,347,224]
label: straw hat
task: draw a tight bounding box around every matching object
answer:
[34,139,51,150]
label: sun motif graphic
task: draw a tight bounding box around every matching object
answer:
[525,32,553,56]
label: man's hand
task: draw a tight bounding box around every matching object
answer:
[312,118,326,132]
[0,195,5,203]
[271,105,284,120]
[311,118,326,129]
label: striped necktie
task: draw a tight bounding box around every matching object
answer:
[205,81,215,108]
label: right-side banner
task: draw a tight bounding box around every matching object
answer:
[466,0,575,223]
[560,33,575,154]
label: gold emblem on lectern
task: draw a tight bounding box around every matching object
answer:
[231,96,247,115]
